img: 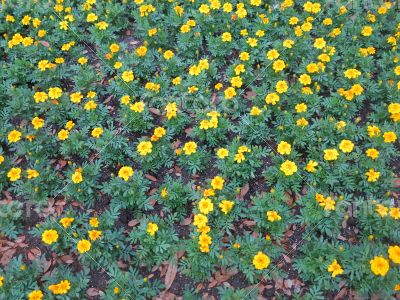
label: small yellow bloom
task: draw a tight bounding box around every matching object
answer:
[253,252,270,270]
[147,222,159,236]
[42,229,59,245]
[77,239,91,254]
[118,166,134,181]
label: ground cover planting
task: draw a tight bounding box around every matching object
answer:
[0,0,400,299]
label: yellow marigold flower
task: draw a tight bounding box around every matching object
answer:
[266,210,282,222]
[296,117,309,127]
[60,217,74,229]
[231,76,243,88]
[96,21,109,30]
[301,22,312,32]
[114,61,122,69]
[295,103,307,113]
[48,279,71,295]
[223,2,233,12]
[180,24,190,33]
[28,290,43,300]
[72,169,83,184]
[162,49,174,60]
[366,148,379,159]
[137,141,153,156]
[48,87,62,99]
[280,160,297,176]
[324,149,339,161]
[211,176,224,190]
[87,13,98,22]
[267,49,279,60]
[77,57,88,65]
[327,259,344,277]
[136,45,147,57]
[89,217,99,228]
[361,26,373,36]
[165,102,177,120]
[234,152,245,163]
[265,92,280,105]
[42,229,59,245]
[77,239,91,254]
[59,20,68,30]
[69,92,83,103]
[323,18,333,25]
[153,127,166,139]
[38,60,50,71]
[276,80,288,93]
[224,87,236,99]
[121,70,134,82]
[219,200,234,214]
[88,230,102,241]
[376,204,388,217]
[383,131,397,143]
[193,214,208,228]
[7,168,22,181]
[370,256,389,276]
[388,103,400,114]
[198,198,214,214]
[299,74,312,85]
[306,63,319,73]
[250,106,262,116]
[214,83,223,90]
[277,141,291,155]
[65,121,75,130]
[118,166,134,181]
[21,15,31,25]
[314,37,326,49]
[283,39,294,48]
[388,245,400,264]
[289,17,298,25]
[8,130,22,143]
[339,140,354,153]
[91,127,103,138]
[367,125,381,137]
[130,101,145,113]
[161,187,168,198]
[344,68,361,79]
[351,84,364,96]
[247,38,258,47]
[253,251,270,270]
[109,43,119,53]
[221,32,232,42]
[233,242,241,248]
[272,59,286,72]
[84,100,97,110]
[390,207,400,219]
[147,222,159,236]
[27,169,39,179]
[239,51,250,61]
[320,196,336,211]
[183,141,197,155]
[34,91,48,103]
[6,15,15,22]
[365,168,380,182]
[216,148,229,159]
[31,117,45,130]
[305,160,318,172]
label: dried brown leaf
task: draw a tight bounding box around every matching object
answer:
[164,259,178,291]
